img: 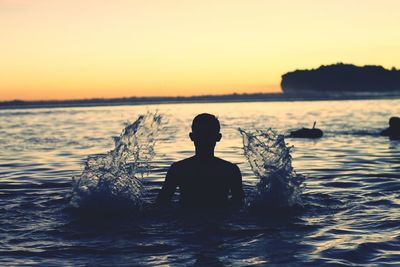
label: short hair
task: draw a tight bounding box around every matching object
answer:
[389,117,400,128]
[191,113,220,134]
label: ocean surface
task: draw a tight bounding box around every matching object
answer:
[1,99,399,266]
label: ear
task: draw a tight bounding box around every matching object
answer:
[189,132,194,141]
[216,133,222,142]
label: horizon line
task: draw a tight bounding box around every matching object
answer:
[0,91,284,103]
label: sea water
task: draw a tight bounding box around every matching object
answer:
[1,99,400,266]
[71,114,303,212]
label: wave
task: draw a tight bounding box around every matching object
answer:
[0,182,71,190]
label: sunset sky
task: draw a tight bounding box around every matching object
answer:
[1,0,400,101]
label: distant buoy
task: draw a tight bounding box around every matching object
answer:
[290,121,323,138]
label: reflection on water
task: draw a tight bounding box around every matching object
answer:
[0,99,400,266]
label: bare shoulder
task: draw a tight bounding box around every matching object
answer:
[169,156,196,170]
[213,157,241,173]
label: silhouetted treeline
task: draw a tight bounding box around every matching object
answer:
[281,63,400,93]
[1,93,286,109]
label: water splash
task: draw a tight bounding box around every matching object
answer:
[70,113,161,210]
[239,128,305,208]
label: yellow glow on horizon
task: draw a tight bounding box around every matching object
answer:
[1,0,400,100]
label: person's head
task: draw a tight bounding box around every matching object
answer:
[389,117,400,129]
[189,113,222,155]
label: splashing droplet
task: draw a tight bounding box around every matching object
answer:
[239,128,305,208]
[70,112,161,211]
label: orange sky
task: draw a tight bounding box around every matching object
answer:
[1,0,400,100]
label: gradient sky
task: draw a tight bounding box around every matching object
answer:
[1,0,400,100]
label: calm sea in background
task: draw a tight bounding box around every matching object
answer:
[1,99,400,266]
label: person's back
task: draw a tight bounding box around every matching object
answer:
[157,113,244,208]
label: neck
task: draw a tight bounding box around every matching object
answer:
[195,149,214,159]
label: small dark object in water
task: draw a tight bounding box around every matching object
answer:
[381,116,400,139]
[290,122,323,138]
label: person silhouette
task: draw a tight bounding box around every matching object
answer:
[157,113,244,208]
[381,116,400,139]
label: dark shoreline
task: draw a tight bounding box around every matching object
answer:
[282,63,400,93]
[1,92,400,110]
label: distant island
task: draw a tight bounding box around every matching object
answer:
[281,63,400,93]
